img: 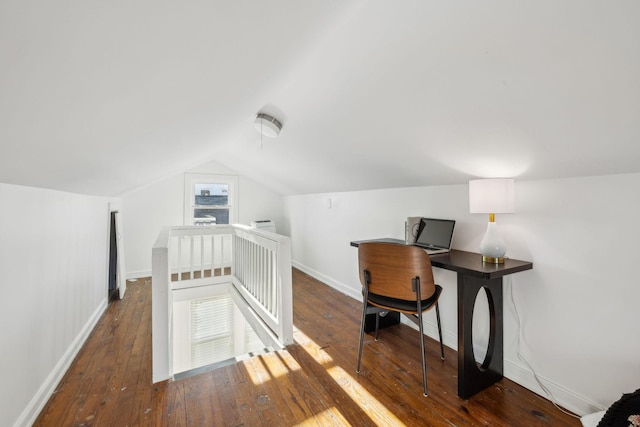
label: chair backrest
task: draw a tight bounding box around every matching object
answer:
[358,242,436,301]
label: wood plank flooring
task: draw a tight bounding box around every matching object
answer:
[34,269,581,426]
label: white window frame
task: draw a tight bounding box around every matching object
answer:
[184,173,239,226]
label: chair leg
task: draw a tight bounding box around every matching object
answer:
[356,303,368,374]
[436,302,445,360]
[418,309,428,397]
[374,312,380,341]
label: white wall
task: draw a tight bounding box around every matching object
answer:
[0,183,110,427]
[122,160,285,278]
[283,173,640,416]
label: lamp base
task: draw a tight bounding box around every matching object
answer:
[479,220,507,264]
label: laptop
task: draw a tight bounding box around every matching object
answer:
[413,218,456,255]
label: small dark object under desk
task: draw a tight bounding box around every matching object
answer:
[363,310,400,333]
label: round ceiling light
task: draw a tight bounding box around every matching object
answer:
[254,113,282,138]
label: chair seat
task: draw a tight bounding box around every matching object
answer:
[368,285,442,313]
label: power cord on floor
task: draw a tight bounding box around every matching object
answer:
[508,277,580,419]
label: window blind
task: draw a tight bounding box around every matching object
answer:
[190,295,233,367]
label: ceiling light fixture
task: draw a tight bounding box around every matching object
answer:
[254,113,282,138]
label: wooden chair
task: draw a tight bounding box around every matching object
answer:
[356,242,445,397]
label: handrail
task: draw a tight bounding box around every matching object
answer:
[232,225,293,348]
[151,224,292,383]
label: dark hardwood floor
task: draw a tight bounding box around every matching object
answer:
[34,269,581,426]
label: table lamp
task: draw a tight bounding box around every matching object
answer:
[469,178,515,263]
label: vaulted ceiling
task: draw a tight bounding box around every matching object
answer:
[2,1,639,196]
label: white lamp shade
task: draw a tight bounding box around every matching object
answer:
[469,178,515,214]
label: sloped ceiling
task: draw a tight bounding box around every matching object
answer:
[1,1,639,196]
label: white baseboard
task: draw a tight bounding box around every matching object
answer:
[503,357,603,416]
[126,270,151,280]
[291,259,600,417]
[292,260,361,301]
[14,299,108,427]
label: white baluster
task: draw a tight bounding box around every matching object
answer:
[189,236,194,280]
[200,235,204,278]
[177,236,183,281]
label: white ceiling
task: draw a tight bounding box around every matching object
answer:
[2,1,639,196]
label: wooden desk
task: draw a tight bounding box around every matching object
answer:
[350,238,533,399]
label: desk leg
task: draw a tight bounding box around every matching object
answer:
[457,274,504,399]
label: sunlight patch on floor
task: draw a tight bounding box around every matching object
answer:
[275,348,303,374]
[294,326,406,426]
[242,351,300,386]
[294,408,351,426]
[293,328,334,365]
[327,365,407,427]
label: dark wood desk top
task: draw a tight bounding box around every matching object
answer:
[350,238,533,280]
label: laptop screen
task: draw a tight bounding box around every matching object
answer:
[415,218,456,250]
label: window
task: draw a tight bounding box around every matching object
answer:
[190,295,234,367]
[177,292,269,372]
[184,174,238,226]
